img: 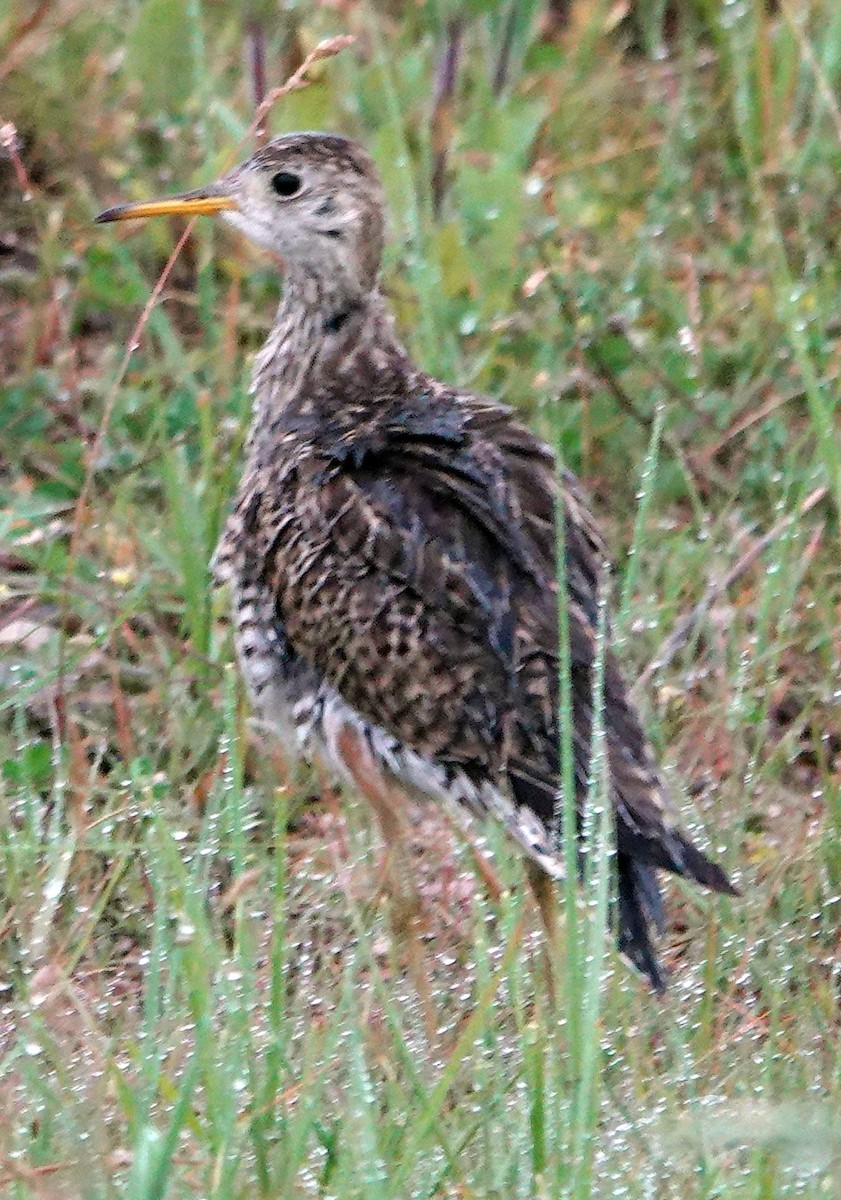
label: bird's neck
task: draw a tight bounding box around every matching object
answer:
[249,267,403,427]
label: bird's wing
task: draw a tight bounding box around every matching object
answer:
[267,396,544,777]
[264,396,566,796]
[266,391,735,884]
[258,389,735,993]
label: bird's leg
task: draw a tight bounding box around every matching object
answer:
[332,721,438,1034]
[332,722,416,916]
[439,804,504,904]
[526,860,558,1006]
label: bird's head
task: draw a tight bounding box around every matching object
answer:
[96,132,386,297]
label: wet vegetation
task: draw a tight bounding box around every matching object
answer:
[1,0,841,1195]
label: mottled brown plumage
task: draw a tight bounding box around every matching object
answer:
[97,132,736,991]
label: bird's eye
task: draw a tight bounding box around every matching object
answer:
[271,171,302,197]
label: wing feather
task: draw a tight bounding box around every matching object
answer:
[261,389,735,989]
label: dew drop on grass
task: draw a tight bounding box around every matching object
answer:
[459,313,478,336]
[42,874,64,902]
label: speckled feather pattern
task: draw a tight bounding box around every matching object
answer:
[209,133,736,991]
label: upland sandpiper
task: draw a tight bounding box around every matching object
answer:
[97,133,736,991]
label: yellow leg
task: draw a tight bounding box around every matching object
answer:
[526,860,558,1006]
[439,803,504,904]
[333,721,437,1036]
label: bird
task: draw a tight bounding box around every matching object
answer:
[96,131,737,992]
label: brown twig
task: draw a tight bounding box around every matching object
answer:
[0,1160,79,1190]
[0,0,54,84]
[246,18,268,144]
[245,35,355,150]
[70,223,194,555]
[492,0,519,97]
[552,134,665,177]
[780,0,841,147]
[1,0,52,47]
[431,18,463,217]
[694,371,841,465]
[632,484,828,695]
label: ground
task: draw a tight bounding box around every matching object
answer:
[1,2,841,1197]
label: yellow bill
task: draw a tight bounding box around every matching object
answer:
[96,186,235,224]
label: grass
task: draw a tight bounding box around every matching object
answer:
[2,0,841,1195]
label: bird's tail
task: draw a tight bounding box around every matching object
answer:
[616,826,738,993]
[616,853,667,993]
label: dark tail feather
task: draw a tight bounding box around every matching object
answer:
[507,760,738,993]
[616,854,668,994]
[672,832,740,896]
[619,824,740,897]
[616,831,737,992]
